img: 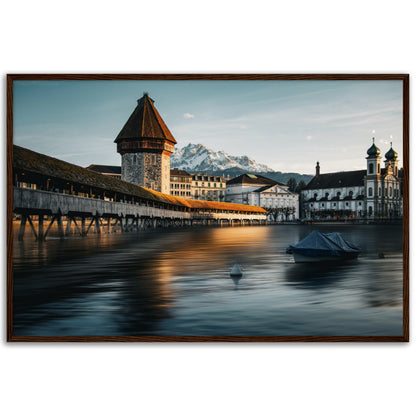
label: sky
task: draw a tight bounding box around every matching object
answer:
[13,79,403,175]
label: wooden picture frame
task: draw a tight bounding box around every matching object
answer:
[7,74,409,342]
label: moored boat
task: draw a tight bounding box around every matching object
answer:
[286,230,361,263]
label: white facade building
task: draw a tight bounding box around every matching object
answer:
[226,174,299,221]
[301,140,402,220]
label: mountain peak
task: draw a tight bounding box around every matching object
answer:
[171,143,274,173]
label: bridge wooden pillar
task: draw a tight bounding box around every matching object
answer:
[57,214,64,237]
[38,214,45,241]
[18,214,27,241]
[94,217,101,234]
[65,217,71,236]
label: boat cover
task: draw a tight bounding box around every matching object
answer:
[287,230,360,257]
[325,232,360,252]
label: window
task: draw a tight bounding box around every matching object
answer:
[378,164,380,173]
[368,187,373,197]
[133,154,137,164]
[389,187,392,197]
[346,202,349,207]
[333,203,336,207]
[369,163,374,174]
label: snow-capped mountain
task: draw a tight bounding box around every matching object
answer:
[171,143,275,173]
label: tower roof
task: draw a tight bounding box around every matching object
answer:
[385,142,398,161]
[115,93,177,144]
[366,137,380,158]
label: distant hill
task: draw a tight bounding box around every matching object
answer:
[171,143,313,185]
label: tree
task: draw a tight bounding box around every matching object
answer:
[287,177,297,192]
[295,180,307,194]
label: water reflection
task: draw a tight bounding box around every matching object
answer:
[284,262,354,289]
[13,224,403,336]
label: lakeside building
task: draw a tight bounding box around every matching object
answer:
[301,140,402,220]
[225,174,299,221]
[170,169,192,198]
[191,173,226,202]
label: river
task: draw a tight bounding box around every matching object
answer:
[12,224,403,336]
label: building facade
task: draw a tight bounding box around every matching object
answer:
[170,169,192,198]
[301,140,402,220]
[115,93,177,194]
[225,174,299,221]
[191,173,226,202]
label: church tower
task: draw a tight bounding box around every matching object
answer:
[115,93,176,194]
[365,137,381,217]
[384,142,399,176]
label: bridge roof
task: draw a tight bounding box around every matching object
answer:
[13,146,266,214]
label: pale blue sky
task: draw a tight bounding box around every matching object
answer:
[13,80,403,174]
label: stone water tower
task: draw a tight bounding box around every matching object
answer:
[115,93,176,194]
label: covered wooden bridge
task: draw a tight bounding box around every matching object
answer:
[12,146,267,241]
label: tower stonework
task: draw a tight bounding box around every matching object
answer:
[115,94,176,194]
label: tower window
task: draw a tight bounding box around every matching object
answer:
[369,163,374,174]
[378,164,380,173]
[133,154,137,164]
[368,187,373,197]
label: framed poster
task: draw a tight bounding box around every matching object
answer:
[7,74,409,341]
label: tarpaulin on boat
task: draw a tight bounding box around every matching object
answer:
[286,230,360,257]
[325,232,360,253]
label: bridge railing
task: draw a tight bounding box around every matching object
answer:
[13,187,192,219]
[13,187,266,221]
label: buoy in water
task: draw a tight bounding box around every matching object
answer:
[230,263,243,277]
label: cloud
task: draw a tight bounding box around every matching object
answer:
[306,135,312,140]
[183,113,195,119]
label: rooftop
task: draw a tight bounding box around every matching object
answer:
[305,170,367,190]
[227,173,283,186]
[115,93,177,144]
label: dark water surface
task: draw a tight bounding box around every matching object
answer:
[13,224,403,336]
